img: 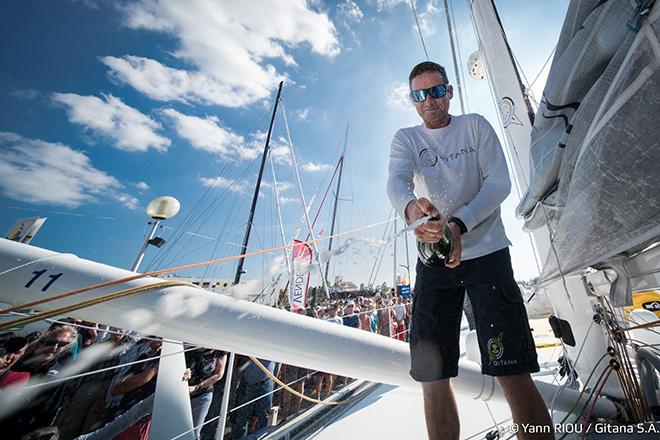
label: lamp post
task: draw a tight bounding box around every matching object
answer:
[128,196,194,439]
[131,196,180,272]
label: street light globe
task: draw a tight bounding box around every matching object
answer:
[146,196,180,220]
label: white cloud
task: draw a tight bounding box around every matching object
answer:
[374,0,408,12]
[199,176,246,193]
[114,193,140,210]
[279,196,299,205]
[52,92,170,152]
[337,1,363,23]
[162,109,244,156]
[295,107,311,121]
[102,56,265,108]
[0,132,138,209]
[418,0,440,36]
[135,181,150,191]
[107,0,340,108]
[262,180,293,193]
[387,82,411,110]
[301,161,334,173]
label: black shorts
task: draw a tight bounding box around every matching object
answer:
[409,247,539,381]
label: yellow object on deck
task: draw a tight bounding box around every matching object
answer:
[623,290,660,319]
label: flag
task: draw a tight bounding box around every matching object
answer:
[289,239,312,311]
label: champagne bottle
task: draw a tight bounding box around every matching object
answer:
[417,217,454,266]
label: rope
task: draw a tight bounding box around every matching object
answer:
[0,281,196,331]
[248,356,362,406]
[410,0,430,60]
[0,218,395,316]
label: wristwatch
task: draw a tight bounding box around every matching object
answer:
[448,217,467,235]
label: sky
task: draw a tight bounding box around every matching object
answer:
[0,0,569,291]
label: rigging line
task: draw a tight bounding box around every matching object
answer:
[148,103,271,271]
[204,191,247,283]
[5,312,173,344]
[160,157,257,272]
[528,45,556,91]
[368,210,393,286]
[146,152,241,271]
[303,157,343,242]
[444,0,466,114]
[580,367,614,440]
[0,281,198,331]
[248,356,364,406]
[550,319,596,419]
[19,345,200,391]
[0,218,397,316]
[278,98,330,296]
[410,0,430,61]
[450,0,470,112]
[372,223,393,287]
[169,370,329,440]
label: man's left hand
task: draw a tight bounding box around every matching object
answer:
[445,223,462,268]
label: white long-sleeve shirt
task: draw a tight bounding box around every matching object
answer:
[387,113,512,260]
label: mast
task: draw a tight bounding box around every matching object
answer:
[443,0,466,114]
[233,80,284,286]
[279,101,331,298]
[268,149,292,277]
[324,125,348,283]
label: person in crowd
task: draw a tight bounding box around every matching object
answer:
[186,347,227,439]
[342,302,360,329]
[4,327,78,438]
[376,298,392,336]
[107,338,162,440]
[358,303,372,331]
[277,361,307,423]
[323,305,343,326]
[15,325,78,377]
[392,296,407,341]
[232,357,275,439]
[387,60,551,439]
[74,339,191,440]
[0,335,29,388]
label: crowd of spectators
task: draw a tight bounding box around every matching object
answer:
[0,290,412,440]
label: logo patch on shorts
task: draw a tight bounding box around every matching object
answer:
[487,332,504,363]
[487,332,518,367]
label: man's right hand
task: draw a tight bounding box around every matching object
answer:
[405,198,445,243]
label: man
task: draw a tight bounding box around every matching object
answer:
[15,325,77,377]
[342,302,360,329]
[232,357,275,439]
[387,61,552,439]
[185,348,227,439]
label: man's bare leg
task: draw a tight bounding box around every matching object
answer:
[421,379,459,440]
[497,373,554,440]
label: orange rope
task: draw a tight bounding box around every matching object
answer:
[0,219,393,315]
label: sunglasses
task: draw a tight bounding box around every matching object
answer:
[410,84,448,103]
[43,339,69,349]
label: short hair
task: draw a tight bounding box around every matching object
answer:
[409,61,448,88]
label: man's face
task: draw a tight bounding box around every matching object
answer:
[35,331,74,362]
[410,71,453,128]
